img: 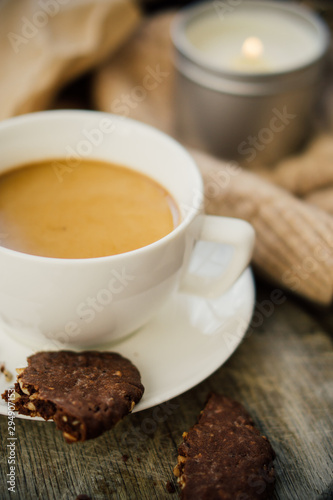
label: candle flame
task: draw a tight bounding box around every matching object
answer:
[242,37,264,60]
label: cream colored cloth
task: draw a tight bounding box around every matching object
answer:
[0,0,141,119]
[92,11,333,305]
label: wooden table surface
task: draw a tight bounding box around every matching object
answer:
[1,278,332,500]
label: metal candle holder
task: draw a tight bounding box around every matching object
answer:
[171,1,330,167]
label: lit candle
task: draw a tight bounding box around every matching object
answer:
[171,1,330,165]
[182,3,326,74]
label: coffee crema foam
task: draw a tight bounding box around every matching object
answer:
[0,159,180,259]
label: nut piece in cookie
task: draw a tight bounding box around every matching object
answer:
[2,351,144,443]
[174,394,276,500]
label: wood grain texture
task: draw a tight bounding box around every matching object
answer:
[1,280,332,500]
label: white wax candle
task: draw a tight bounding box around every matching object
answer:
[185,4,324,74]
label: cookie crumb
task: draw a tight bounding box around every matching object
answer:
[0,363,13,382]
[166,480,176,493]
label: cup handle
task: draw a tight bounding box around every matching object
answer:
[180,215,255,298]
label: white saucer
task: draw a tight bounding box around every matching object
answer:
[0,242,255,417]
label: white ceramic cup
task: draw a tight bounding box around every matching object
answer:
[0,110,255,347]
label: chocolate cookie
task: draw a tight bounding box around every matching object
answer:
[2,350,144,443]
[174,394,276,500]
